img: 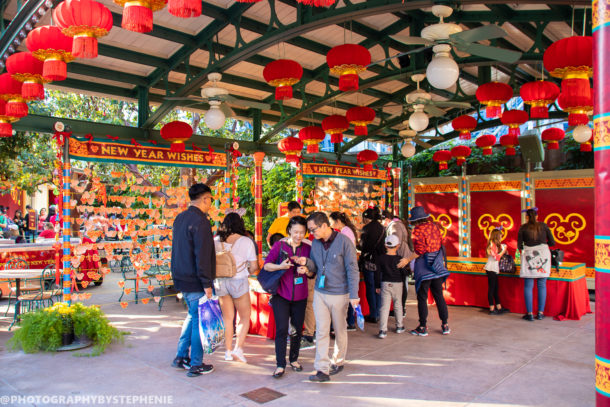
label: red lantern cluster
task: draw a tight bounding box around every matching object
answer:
[0,73,28,118]
[451,115,477,140]
[356,149,378,171]
[160,121,192,152]
[557,89,593,126]
[433,150,452,170]
[451,145,471,166]
[541,128,565,150]
[6,52,47,101]
[322,115,349,144]
[519,81,560,119]
[327,44,371,92]
[500,134,519,156]
[26,26,74,82]
[543,36,592,103]
[475,134,496,155]
[0,100,18,138]
[346,106,375,136]
[500,110,529,137]
[298,126,326,154]
[476,82,513,118]
[168,0,201,17]
[263,60,303,101]
[278,136,304,163]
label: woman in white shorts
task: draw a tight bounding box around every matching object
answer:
[215,213,259,363]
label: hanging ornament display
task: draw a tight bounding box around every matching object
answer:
[543,36,592,102]
[278,136,304,163]
[113,0,167,33]
[26,26,74,82]
[322,115,349,144]
[53,0,113,59]
[475,134,496,155]
[451,115,477,140]
[263,59,303,101]
[557,89,593,126]
[296,0,335,6]
[519,80,560,119]
[0,73,28,118]
[541,128,565,150]
[160,121,192,152]
[168,0,201,17]
[356,149,378,171]
[475,82,513,118]
[572,125,593,152]
[500,110,529,136]
[346,106,375,136]
[298,126,326,154]
[401,141,416,158]
[0,100,17,138]
[451,145,471,166]
[500,134,519,156]
[326,44,371,91]
[433,150,452,170]
[6,52,47,101]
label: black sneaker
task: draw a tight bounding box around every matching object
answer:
[171,357,191,370]
[499,308,510,314]
[329,364,344,375]
[364,316,379,324]
[347,325,357,332]
[410,326,428,336]
[441,324,451,335]
[377,330,387,339]
[187,364,214,377]
[300,338,315,350]
[522,314,534,321]
[536,312,545,320]
[489,309,500,315]
[309,371,330,382]
[396,326,406,334]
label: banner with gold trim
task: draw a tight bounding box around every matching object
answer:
[302,162,386,181]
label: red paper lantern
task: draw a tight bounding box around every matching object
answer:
[53,0,113,59]
[113,0,167,33]
[278,136,304,163]
[263,59,303,101]
[500,134,519,156]
[557,89,593,126]
[0,100,17,137]
[356,149,378,171]
[543,36,592,102]
[475,134,496,155]
[298,126,326,154]
[296,0,335,6]
[327,44,371,92]
[432,150,452,170]
[519,81,560,119]
[26,26,74,82]
[346,106,375,136]
[451,145,471,166]
[541,128,565,150]
[160,121,192,152]
[6,52,46,101]
[234,0,263,3]
[322,115,349,144]
[500,110,529,136]
[0,73,27,118]
[580,136,593,152]
[451,115,477,140]
[476,82,513,118]
[168,0,201,17]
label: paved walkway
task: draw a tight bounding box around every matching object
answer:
[0,272,594,407]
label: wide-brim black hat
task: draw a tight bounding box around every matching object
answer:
[409,206,430,222]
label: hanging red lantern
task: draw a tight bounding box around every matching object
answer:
[168,0,201,17]
[263,59,303,101]
[519,80,560,119]
[6,52,47,101]
[543,36,592,102]
[26,26,74,82]
[298,126,326,154]
[113,0,167,33]
[296,0,335,6]
[326,44,371,92]
[53,0,113,59]
[322,115,349,144]
[356,149,378,171]
[0,100,17,137]
[451,145,471,166]
[432,150,452,170]
[346,106,375,136]
[500,134,519,156]
[500,110,529,137]
[541,128,565,150]
[160,121,192,152]
[278,136,304,163]
[0,74,27,118]
[451,115,477,140]
[475,82,513,118]
[475,134,496,155]
[557,89,593,126]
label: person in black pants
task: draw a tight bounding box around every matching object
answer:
[358,207,385,323]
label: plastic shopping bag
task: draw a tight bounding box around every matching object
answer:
[198,295,225,354]
[354,304,365,331]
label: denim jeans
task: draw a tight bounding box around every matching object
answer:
[523,278,547,313]
[176,292,205,367]
[363,270,380,319]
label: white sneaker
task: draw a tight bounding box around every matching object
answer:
[224,350,233,361]
[231,347,247,363]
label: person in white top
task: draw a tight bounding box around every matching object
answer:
[484,227,509,315]
[214,213,259,363]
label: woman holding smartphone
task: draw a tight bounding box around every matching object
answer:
[263,216,314,378]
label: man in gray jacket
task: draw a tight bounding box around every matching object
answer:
[306,212,360,382]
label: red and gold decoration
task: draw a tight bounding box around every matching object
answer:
[113,0,167,33]
[519,80,560,119]
[298,126,326,154]
[234,0,263,3]
[451,145,471,166]
[541,127,565,150]
[253,152,265,260]
[557,89,593,126]
[160,121,192,152]
[322,114,349,144]
[500,134,519,156]
[543,36,592,102]
[500,109,529,136]
[53,0,113,59]
[326,44,371,91]
[451,115,477,140]
[0,100,17,138]
[263,59,303,101]
[433,150,452,170]
[26,26,74,82]
[475,82,513,118]
[168,0,201,18]
[277,136,303,163]
[302,162,386,180]
[475,134,496,155]
[6,52,47,101]
[296,0,335,6]
[356,149,378,171]
[346,106,375,136]
[0,73,28,118]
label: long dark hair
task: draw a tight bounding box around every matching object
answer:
[218,212,246,242]
[330,211,357,239]
[523,209,543,239]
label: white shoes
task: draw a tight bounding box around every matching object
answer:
[231,347,247,363]
[224,350,233,361]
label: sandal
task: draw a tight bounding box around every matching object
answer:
[273,367,285,378]
[290,362,303,372]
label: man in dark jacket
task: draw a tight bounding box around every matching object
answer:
[171,183,216,377]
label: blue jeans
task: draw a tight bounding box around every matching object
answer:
[176,292,205,367]
[363,270,380,319]
[523,278,547,313]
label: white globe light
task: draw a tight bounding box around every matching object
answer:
[205,101,225,130]
[409,110,429,132]
[426,44,459,90]
[401,142,416,158]
[572,125,592,143]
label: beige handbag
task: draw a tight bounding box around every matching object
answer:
[215,242,237,278]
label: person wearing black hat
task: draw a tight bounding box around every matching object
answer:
[409,206,451,337]
[358,206,384,323]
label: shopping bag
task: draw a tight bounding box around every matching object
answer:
[198,296,225,354]
[354,304,365,331]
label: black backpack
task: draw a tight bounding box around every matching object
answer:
[550,249,564,272]
[498,253,516,274]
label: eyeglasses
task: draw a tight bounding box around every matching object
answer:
[308,225,320,234]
